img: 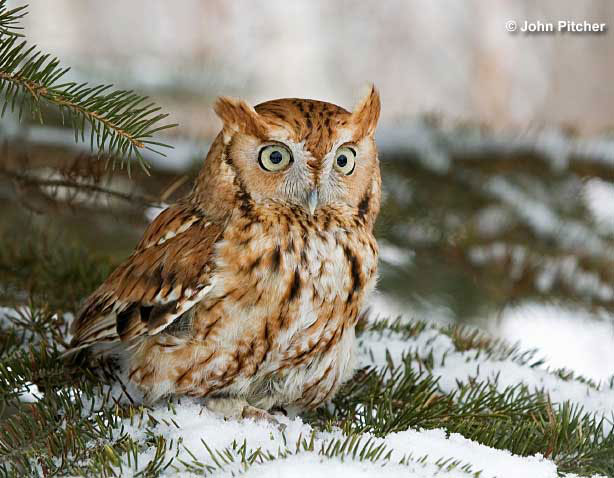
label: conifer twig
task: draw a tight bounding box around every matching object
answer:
[1,166,161,207]
[0,0,177,173]
[0,1,25,37]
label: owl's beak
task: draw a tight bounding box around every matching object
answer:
[307,188,319,215]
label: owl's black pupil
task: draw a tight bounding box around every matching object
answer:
[337,155,348,167]
[269,150,283,164]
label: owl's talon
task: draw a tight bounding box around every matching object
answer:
[270,405,288,417]
[242,404,277,423]
[240,404,286,431]
[204,398,285,430]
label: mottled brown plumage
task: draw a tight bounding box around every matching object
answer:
[70,86,382,418]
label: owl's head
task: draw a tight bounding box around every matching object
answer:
[198,86,381,226]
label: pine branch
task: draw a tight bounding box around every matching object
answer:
[1,166,162,207]
[0,1,25,37]
[0,0,177,173]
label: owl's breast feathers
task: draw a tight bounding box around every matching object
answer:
[69,201,224,350]
[69,199,378,408]
[177,201,379,406]
[215,201,378,318]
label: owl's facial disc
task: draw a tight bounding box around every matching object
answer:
[257,142,320,214]
[213,87,381,218]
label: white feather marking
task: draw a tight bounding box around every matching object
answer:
[157,231,176,245]
[166,287,181,302]
[153,289,169,303]
[147,279,217,336]
[150,216,199,247]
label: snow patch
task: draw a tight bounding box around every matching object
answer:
[492,303,614,382]
[113,400,557,478]
[584,178,614,233]
[358,324,614,430]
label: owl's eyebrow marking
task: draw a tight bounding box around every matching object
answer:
[222,138,237,166]
[259,139,292,150]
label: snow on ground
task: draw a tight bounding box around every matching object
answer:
[490,302,614,383]
[4,299,611,476]
[91,311,613,478]
[112,399,557,478]
[359,324,614,430]
[367,293,455,326]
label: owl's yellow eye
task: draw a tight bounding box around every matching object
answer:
[334,146,356,175]
[258,144,293,172]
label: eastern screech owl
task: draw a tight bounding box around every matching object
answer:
[70,86,381,420]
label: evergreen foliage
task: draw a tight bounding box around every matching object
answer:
[0,0,176,173]
[1,2,614,477]
[378,126,614,320]
[0,242,613,476]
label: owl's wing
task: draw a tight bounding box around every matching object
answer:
[69,202,224,351]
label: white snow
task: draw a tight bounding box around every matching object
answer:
[110,399,556,478]
[221,454,464,478]
[359,325,614,428]
[491,302,614,383]
[86,310,613,478]
[19,382,42,402]
[378,239,414,267]
[584,178,614,234]
[2,296,610,476]
[145,203,169,222]
[385,428,556,478]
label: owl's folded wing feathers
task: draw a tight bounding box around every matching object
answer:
[69,202,223,352]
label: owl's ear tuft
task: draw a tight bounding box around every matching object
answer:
[351,84,381,137]
[214,96,267,142]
